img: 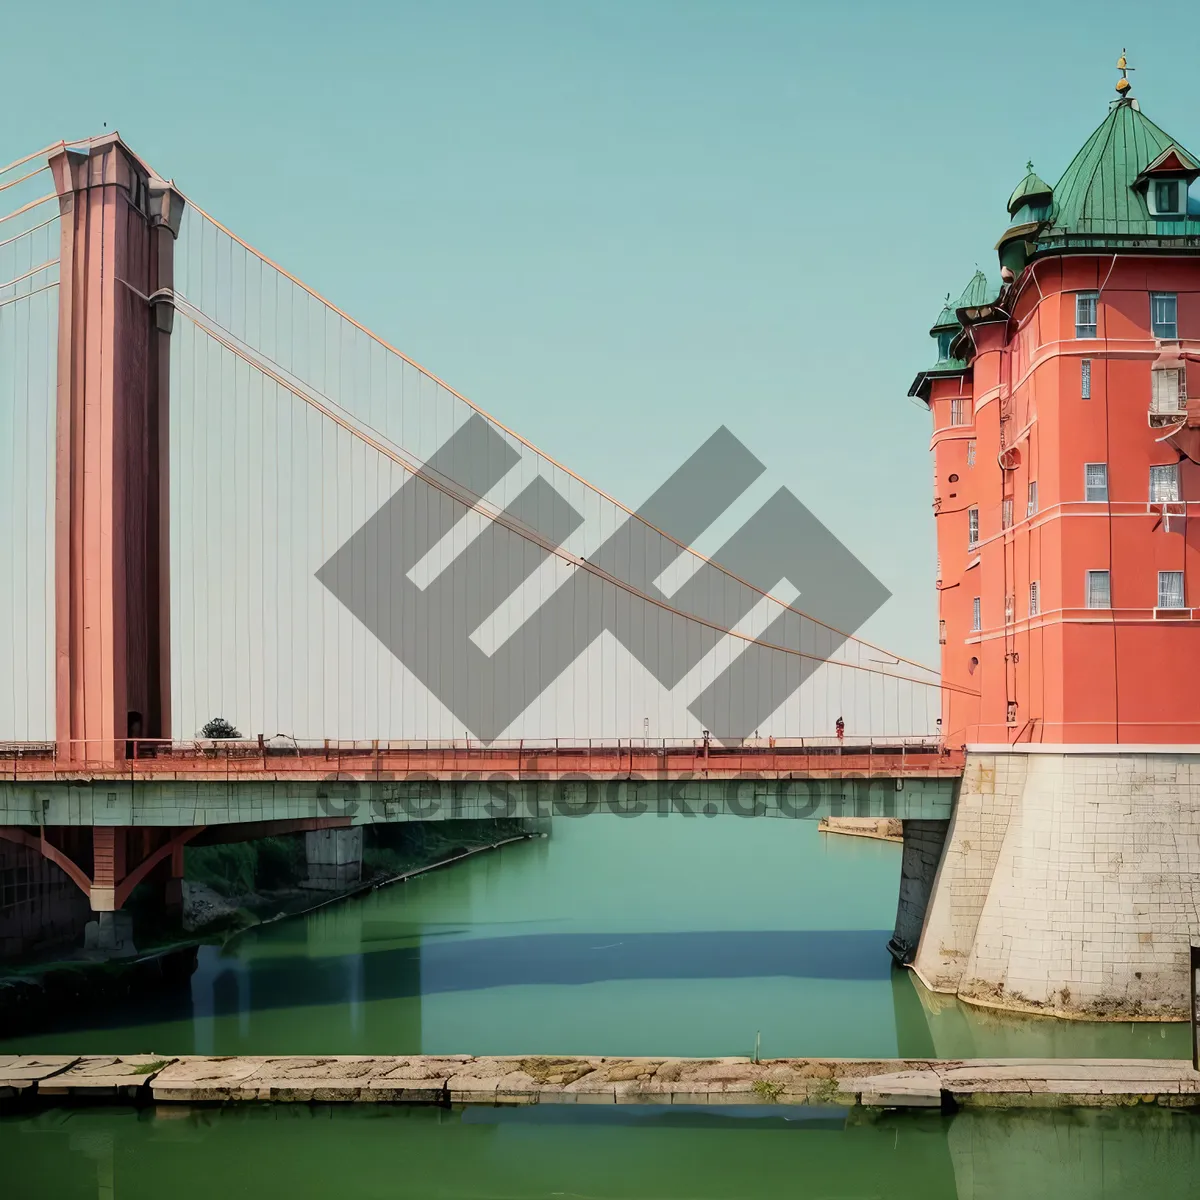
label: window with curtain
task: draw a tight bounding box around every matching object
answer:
[1158,571,1185,609]
[1149,463,1180,503]
[1151,368,1184,414]
[1086,569,1111,609]
[1085,463,1108,502]
[1002,499,1013,529]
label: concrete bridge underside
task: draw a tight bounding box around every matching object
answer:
[0,774,956,829]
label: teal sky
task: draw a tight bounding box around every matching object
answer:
[2,1,1194,663]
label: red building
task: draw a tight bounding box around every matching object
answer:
[912,79,1200,747]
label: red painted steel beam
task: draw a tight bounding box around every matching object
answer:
[0,742,965,781]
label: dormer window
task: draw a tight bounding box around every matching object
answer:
[1151,179,1184,215]
[937,331,954,361]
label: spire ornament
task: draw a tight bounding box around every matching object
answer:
[1116,49,1134,98]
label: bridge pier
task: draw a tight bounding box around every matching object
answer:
[909,750,1200,1020]
[304,827,363,890]
[886,819,949,966]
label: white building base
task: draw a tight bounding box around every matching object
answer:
[911,750,1200,1020]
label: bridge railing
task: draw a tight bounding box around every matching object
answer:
[0,736,962,781]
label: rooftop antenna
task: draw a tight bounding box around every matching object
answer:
[1115,49,1134,99]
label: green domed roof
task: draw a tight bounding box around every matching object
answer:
[929,294,957,334]
[1007,162,1053,215]
[1049,98,1200,235]
[955,269,1001,312]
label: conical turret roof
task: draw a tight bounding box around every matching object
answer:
[1050,98,1199,235]
[955,269,1000,312]
[1007,163,1053,216]
[930,294,957,334]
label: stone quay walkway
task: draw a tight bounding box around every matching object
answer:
[3,1055,1200,1110]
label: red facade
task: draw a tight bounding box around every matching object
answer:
[929,255,1200,746]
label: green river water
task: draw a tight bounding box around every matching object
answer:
[3,816,1198,1197]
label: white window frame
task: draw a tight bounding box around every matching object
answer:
[1085,462,1109,502]
[1149,463,1181,503]
[1158,570,1185,609]
[1149,179,1185,217]
[1151,292,1178,340]
[1027,480,1038,517]
[1086,569,1111,610]
[1075,292,1098,338]
[1081,358,1091,399]
[1029,580,1040,616]
[1002,498,1013,529]
[968,507,979,548]
[972,596,981,631]
[950,398,966,426]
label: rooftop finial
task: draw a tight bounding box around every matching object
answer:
[1116,49,1134,98]
[1026,160,1035,174]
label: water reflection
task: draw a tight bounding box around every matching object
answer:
[6,1103,1200,1199]
[0,817,1188,1060]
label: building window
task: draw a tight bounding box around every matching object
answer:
[1158,570,1185,609]
[1027,480,1038,517]
[972,596,981,630]
[937,331,954,361]
[1004,594,1014,623]
[1075,292,1098,338]
[1149,463,1181,503]
[1151,367,1185,414]
[1152,179,1184,216]
[1029,580,1040,616]
[939,619,947,644]
[1085,462,1109,502]
[950,398,966,426]
[966,440,976,468]
[1151,292,1178,339]
[1086,569,1111,609]
[1002,498,1013,529]
[1081,358,1091,398]
[968,507,979,548]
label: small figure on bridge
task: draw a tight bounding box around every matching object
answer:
[835,716,845,742]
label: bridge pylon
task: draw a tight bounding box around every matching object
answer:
[48,136,183,766]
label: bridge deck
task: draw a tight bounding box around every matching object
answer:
[0,740,964,783]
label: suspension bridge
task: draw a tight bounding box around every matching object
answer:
[0,134,963,941]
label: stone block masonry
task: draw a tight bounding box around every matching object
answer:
[912,750,1200,1020]
[5,1055,1200,1110]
